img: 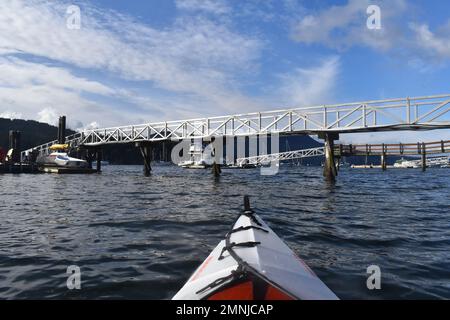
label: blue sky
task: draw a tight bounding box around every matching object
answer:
[0,0,449,143]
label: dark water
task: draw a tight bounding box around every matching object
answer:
[0,165,449,300]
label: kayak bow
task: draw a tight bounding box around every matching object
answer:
[173,196,338,300]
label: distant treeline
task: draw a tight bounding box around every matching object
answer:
[0,118,75,152]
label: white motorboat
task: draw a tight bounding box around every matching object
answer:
[36,144,89,169]
[393,158,420,168]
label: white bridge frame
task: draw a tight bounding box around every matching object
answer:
[21,94,450,160]
[236,147,325,167]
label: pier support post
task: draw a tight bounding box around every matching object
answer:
[85,148,94,169]
[212,162,222,177]
[96,148,103,173]
[210,136,222,177]
[421,142,426,172]
[381,144,387,171]
[8,130,21,163]
[381,154,386,171]
[319,132,339,181]
[137,142,152,176]
[58,116,66,144]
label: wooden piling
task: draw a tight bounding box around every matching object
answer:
[212,162,222,177]
[421,142,426,172]
[96,149,102,173]
[319,132,338,181]
[8,130,21,163]
[58,116,66,144]
[85,149,94,169]
[137,142,152,176]
[381,143,387,171]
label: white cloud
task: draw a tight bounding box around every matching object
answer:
[0,0,269,128]
[0,53,265,129]
[77,121,100,131]
[410,22,450,59]
[37,107,58,125]
[277,56,340,107]
[0,57,113,95]
[0,56,128,128]
[0,1,260,98]
[2,58,156,125]
[0,111,23,120]
[176,0,230,15]
[291,0,406,51]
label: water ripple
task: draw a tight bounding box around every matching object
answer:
[0,165,449,299]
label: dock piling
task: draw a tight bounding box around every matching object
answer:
[381,144,387,171]
[8,130,21,163]
[319,132,339,181]
[212,162,221,177]
[137,142,152,176]
[85,149,94,169]
[421,142,426,172]
[58,116,66,144]
[96,149,103,173]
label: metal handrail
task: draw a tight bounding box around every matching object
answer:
[21,94,450,160]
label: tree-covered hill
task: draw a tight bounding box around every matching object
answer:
[0,118,75,151]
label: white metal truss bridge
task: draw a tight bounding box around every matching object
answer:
[235,147,325,167]
[21,94,450,160]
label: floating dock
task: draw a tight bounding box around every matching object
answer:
[0,163,98,174]
[0,163,40,174]
[40,167,97,174]
[351,165,395,169]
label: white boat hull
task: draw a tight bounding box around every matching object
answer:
[37,152,89,168]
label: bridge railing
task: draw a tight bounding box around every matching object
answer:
[337,140,450,156]
[77,94,450,145]
[20,132,84,161]
[236,147,325,166]
[21,94,450,159]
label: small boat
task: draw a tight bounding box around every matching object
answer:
[393,158,420,168]
[225,163,258,169]
[393,156,450,169]
[37,145,89,169]
[178,142,213,169]
[427,156,450,168]
[178,159,209,169]
[173,197,338,300]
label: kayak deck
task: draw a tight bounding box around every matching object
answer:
[173,198,338,300]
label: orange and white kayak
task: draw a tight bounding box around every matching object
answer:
[173,197,338,300]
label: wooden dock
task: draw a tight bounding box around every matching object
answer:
[40,167,97,174]
[336,140,450,157]
[0,163,40,174]
[0,163,98,174]
[336,140,450,171]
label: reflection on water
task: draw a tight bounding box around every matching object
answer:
[0,165,449,299]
